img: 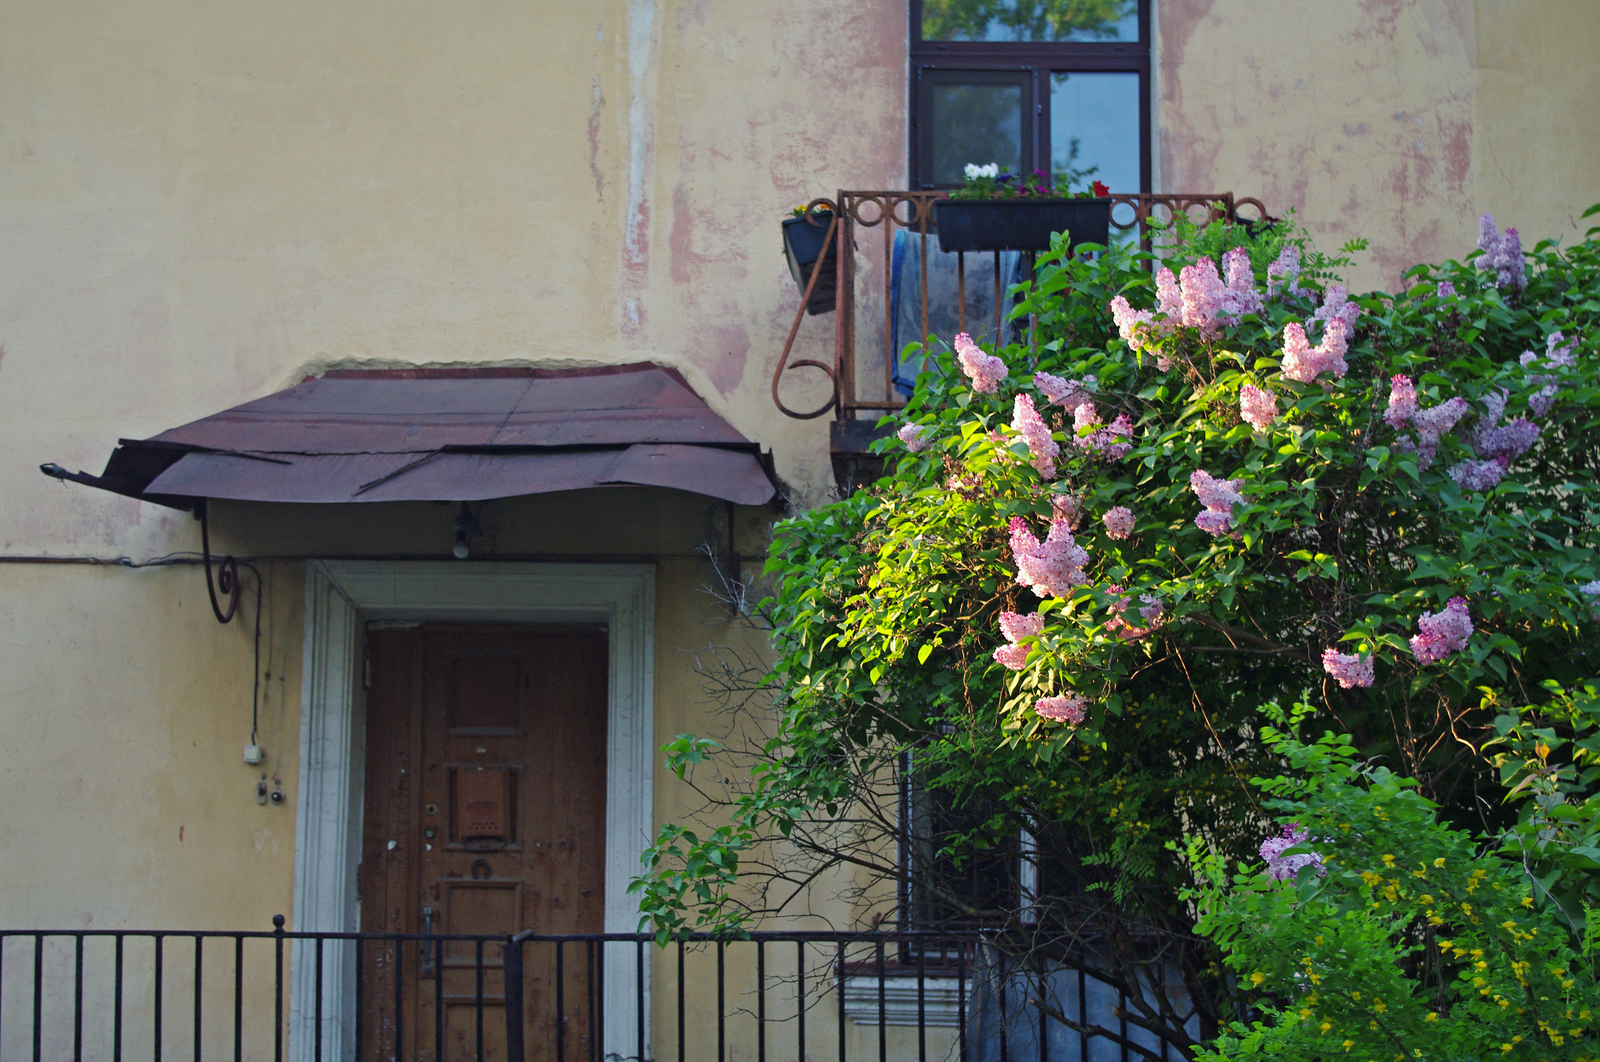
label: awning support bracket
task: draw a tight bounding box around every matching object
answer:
[195,499,240,624]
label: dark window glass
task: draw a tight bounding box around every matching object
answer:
[1050,71,1140,191]
[921,0,1139,43]
[928,79,1024,185]
[909,1,1149,193]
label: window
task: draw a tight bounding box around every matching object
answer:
[910,0,1150,195]
[899,750,1089,932]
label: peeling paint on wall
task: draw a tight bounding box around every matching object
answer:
[622,0,657,340]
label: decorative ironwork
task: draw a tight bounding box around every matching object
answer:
[196,498,241,624]
[771,191,1270,422]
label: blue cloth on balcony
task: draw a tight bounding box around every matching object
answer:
[965,946,1203,1062]
[890,231,1024,396]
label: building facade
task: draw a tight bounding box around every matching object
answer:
[0,1,1595,1058]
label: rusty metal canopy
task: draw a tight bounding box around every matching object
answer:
[45,364,777,508]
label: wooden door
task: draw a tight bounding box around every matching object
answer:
[359,624,608,1061]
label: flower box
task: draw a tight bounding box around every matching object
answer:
[782,212,839,315]
[933,197,1112,254]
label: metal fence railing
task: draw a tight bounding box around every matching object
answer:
[771,190,1270,425]
[1,920,1200,1061]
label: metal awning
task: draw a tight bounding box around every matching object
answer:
[42,364,778,508]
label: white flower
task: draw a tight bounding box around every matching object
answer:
[964,162,999,181]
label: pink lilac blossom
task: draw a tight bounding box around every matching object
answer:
[1312,284,1362,329]
[1545,331,1577,367]
[1238,384,1278,432]
[1278,320,1349,383]
[1529,384,1560,419]
[1108,295,1157,353]
[1034,370,1096,412]
[998,611,1045,643]
[1266,245,1304,298]
[1321,648,1375,689]
[1012,394,1059,477]
[1447,459,1506,492]
[1521,332,1576,418]
[1474,417,1539,462]
[1496,227,1526,290]
[1409,597,1473,664]
[1318,318,1351,379]
[1435,280,1457,300]
[1463,390,1540,465]
[954,332,1007,393]
[1103,586,1157,638]
[1477,214,1527,290]
[1035,694,1088,725]
[1190,469,1246,535]
[1154,267,1183,327]
[897,424,934,452]
[1582,580,1600,617]
[1071,404,1134,458]
[1219,246,1264,321]
[1478,213,1500,259]
[993,643,1029,670]
[1102,506,1135,540]
[1411,396,1471,470]
[1385,375,1418,429]
[1179,258,1226,335]
[1260,824,1324,881]
[1051,493,1085,530]
[1009,517,1090,599]
[1104,585,1131,625]
[1137,593,1165,624]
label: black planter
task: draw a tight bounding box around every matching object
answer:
[933,197,1113,254]
[782,212,838,315]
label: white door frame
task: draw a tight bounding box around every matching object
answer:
[290,560,655,1061]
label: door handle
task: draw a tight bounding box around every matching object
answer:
[421,905,437,977]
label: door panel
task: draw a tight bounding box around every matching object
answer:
[360,625,608,1061]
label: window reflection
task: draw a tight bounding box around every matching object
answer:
[922,0,1138,43]
[1050,71,1139,194]
[928,83,1023,186]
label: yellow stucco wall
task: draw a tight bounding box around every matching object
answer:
[1158,0,1600,292]
[1,0,1595,1055]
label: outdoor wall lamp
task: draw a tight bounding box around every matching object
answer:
[452,501,478,559]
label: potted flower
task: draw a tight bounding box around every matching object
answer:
[781,203,839,315]
[933,165,1112,254]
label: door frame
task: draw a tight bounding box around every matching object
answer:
[291,560,655,1062]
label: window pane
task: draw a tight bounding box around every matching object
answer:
[1050,71,1140,194]
[922,0,1138,43]
[927,82,1024,186]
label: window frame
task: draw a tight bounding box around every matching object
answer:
[908,0,1152,193]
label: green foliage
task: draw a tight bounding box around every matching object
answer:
[921,0,1136,42]
[1189,717,1600,1060]
[1489,680,1600,923]
[632,204,1600,1051]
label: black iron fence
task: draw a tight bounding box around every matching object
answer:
[0,921,1195,1061]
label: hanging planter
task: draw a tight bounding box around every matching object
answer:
[782,210,839,315]
[933,197,1113,254]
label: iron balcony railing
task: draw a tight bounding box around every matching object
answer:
[771,191,1269,425]
[0,920,1202,1061]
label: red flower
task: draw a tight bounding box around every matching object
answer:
[1092,180,1111,197]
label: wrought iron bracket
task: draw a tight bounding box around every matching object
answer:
[196,498,241,624]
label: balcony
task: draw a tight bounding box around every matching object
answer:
[0,922,1206,1060]
[770,192,1268,487]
